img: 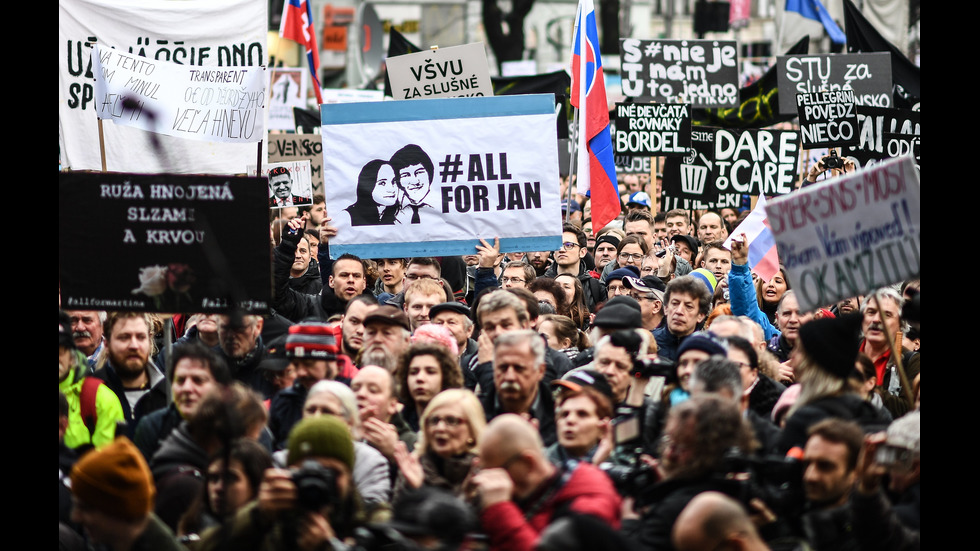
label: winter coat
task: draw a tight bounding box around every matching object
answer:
[60,350,125,449]
[92,357,170,440]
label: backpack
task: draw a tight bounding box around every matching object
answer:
[79,376,105,441]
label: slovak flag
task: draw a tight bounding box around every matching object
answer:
[723,194,781,282]
[280,0,324,104]
[570,0,619,234]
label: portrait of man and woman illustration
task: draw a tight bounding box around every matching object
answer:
[344,144,435,226]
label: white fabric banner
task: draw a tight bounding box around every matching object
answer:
[320,95,563,258]
[93,45,266,143]
[60,0,267,173]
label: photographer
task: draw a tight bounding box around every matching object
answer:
[196,416,362,551]
[621,394,757,551]
[802,148,856,187]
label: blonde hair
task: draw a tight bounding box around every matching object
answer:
[417,389,486,456]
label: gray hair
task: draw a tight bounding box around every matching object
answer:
[306,380,360,432]
[690,356,744,400]
[493,329,546,367]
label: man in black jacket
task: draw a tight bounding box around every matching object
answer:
[273,213,367,322]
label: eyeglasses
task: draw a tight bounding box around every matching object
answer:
[425,414,465,428]
[619,252,644,261]
[500,277,525,284]
[559,242,579,250]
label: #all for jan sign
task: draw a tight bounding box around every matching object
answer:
[320,94,563,258]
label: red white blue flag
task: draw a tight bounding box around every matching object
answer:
[570,0,619,234]
[723,194,781,282]
[280,0,324,104]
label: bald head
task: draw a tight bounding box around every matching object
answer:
[481,414,544,460]
[673,492,768,551]
[479,414,554,499]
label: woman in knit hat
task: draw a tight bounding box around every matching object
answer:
[774,314,893,455]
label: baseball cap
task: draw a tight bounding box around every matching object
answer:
[553,369,616,405]
[623,275,666,301]
[627,191,651,208]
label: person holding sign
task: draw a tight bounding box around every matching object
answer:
[344,160,403,226]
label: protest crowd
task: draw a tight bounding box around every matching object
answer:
[59,1,920,550]
[59,161,921,551]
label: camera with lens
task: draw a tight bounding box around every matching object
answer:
[292,460,341,512]
[715,448,805,519]
[632,356,676,384]
[822,149,843,170]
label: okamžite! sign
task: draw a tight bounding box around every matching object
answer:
[765,156,920,312]
[59,172,271,314]
[320,94,562,258]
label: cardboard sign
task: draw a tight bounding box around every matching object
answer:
[797,90,859,149]
[268,134,324,196]
[386,42,494,100]
[320,94,562,258]
[614,103,692,156]
[765,156,920,312]
[776,53,893,115]
[59,172,271,314]
[662,127,799,209]
[620,38,740,108]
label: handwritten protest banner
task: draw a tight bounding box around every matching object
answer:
[620,38,739,108]
[320,94,562,258]
[797,90,859,149]
[386,42,494,100]
[59,172,271,314]
[776,52,893,115]
[883,134,920,169]
[92,45,266,143]
[765,155,920,312]
[269,134,324,195]
[59,0,267,173]
[663,127,799,210]
[614,103,691,157]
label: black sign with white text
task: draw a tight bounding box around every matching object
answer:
[615,102,691,157]
[59,172,272,314]
[776,53,893,115]
[797,90,859,149]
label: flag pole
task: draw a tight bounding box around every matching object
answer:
[566,108,579,225]
[567,0,583,227]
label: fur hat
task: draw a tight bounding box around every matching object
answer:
[70,437,155,521]
[798,313,864,379]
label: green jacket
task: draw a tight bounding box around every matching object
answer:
[59,350,125,449]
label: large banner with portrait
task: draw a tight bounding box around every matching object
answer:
[59,0,267,174]
[320,94,563,258]
[59,172,272,314]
